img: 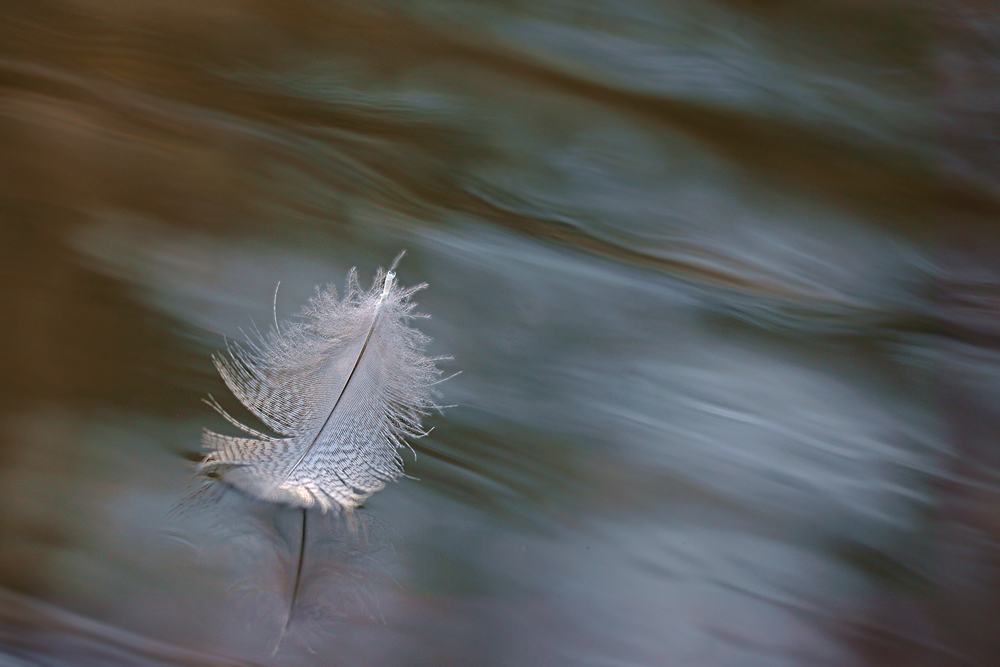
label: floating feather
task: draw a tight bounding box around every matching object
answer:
[199,253,443,511]
[196,252,446,649]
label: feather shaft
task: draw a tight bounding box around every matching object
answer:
[277,272,395,490]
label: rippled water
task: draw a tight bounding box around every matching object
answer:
[2,1,999,665]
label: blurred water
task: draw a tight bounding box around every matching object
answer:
[1,1,999,666]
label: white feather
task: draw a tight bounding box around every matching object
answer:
[199,256,443,512]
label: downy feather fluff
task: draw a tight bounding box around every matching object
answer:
[199,258,443,512]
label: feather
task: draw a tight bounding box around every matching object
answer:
[187,253,446,654]
[198,253,444,512]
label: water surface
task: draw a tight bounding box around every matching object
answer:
[1,1,999,665]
